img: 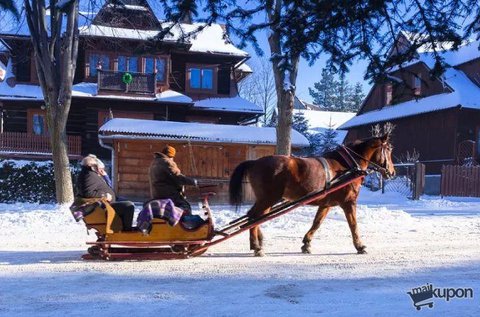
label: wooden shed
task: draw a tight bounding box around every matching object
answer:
[98,118,310,203]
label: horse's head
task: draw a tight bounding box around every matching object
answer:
[366,133,396,179]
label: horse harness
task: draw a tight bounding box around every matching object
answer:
[316,147,359,190]
[342,144,393,178]
[316,142,392,190]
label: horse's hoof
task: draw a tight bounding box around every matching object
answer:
[301,245,311,254]
[357,246,367,254]
[254,250,265,257]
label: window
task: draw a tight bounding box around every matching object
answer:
[187,65,216,92]
[156,58,166,82]
[27,109,47,135]
[118,56,139,72]
[385,83,393,106]
[413,73,421,96]
[118,56,127,71]
[144,57,167,82]
[89,53,110,77]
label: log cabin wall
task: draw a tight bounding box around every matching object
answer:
[344,108,460,174]
[112,139,275,203]
[359,63,450,115]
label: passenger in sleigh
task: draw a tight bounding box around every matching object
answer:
[73,155,135,232]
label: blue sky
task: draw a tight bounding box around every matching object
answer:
[237,32,370,104]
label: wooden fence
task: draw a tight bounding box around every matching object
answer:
[0,132,82,158]
[441,165,480,197]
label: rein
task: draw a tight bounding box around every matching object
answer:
[340,145,393,177]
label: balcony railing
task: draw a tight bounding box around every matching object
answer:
[98,70,156,95]
[0,132,82,158]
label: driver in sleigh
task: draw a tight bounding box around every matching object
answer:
[148,145,198,215]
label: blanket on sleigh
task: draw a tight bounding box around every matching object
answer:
[137,199,184,234]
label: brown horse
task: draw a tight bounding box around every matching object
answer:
[229,133,395,256]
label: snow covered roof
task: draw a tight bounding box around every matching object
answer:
[1,3,248,57]
[235,62,252,73]
[293,108,354,144]
[295,109,356,130]
[168,23,248,57]
[72,83,192,103]
[340,36,480,130]
[0,68,192,103]
[340,67,480,129]
[99,118,310,147]
[194,96,263,114]
[79,25,162,41]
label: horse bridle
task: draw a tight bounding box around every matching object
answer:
[340,144,394,178]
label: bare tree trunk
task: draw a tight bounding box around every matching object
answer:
[25,0,78,203]
[275,90,295,155]
[50,122,74,203]
[267,0,301,155]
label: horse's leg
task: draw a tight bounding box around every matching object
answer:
[341,203,367,254]
[301,206,330,254]
[247,203,272,257]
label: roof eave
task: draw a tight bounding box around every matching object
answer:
[99,133,309,147]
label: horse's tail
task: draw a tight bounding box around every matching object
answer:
[229,160,256,207]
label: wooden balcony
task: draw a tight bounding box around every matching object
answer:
[0,132,82,159]
[98,70,156,96]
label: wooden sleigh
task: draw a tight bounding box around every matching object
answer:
[80,194,215,260]
[77,169,366,261]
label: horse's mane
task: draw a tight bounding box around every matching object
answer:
[320,136,378,160]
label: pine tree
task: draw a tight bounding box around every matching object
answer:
[292,111,310,139]
[348,82,366,112]
[311,118,339,155]
[308,68,338,110]
[335,72,353,111]
[310,68,365,112]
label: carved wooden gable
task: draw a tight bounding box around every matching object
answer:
[92,0,161,30]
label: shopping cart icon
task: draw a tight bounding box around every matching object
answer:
[407,284,434,310]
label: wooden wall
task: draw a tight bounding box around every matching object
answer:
[360,63,451,115]
[113,139,275,203]
[344,108,460,174]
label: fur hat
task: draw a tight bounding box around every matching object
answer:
[162,145,176,158]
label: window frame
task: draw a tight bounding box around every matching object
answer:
[185,63,217,94]
[413,73,422,96]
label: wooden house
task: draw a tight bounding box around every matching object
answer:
[340,32,480,174]
[98,118,309,202]
[0,0,260,160]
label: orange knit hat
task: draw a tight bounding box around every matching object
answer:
[162,145,176,158]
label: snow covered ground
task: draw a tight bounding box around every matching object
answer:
[0,190,479,316]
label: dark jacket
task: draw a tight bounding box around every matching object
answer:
[149,152,196,199]
[76,166,116,201]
